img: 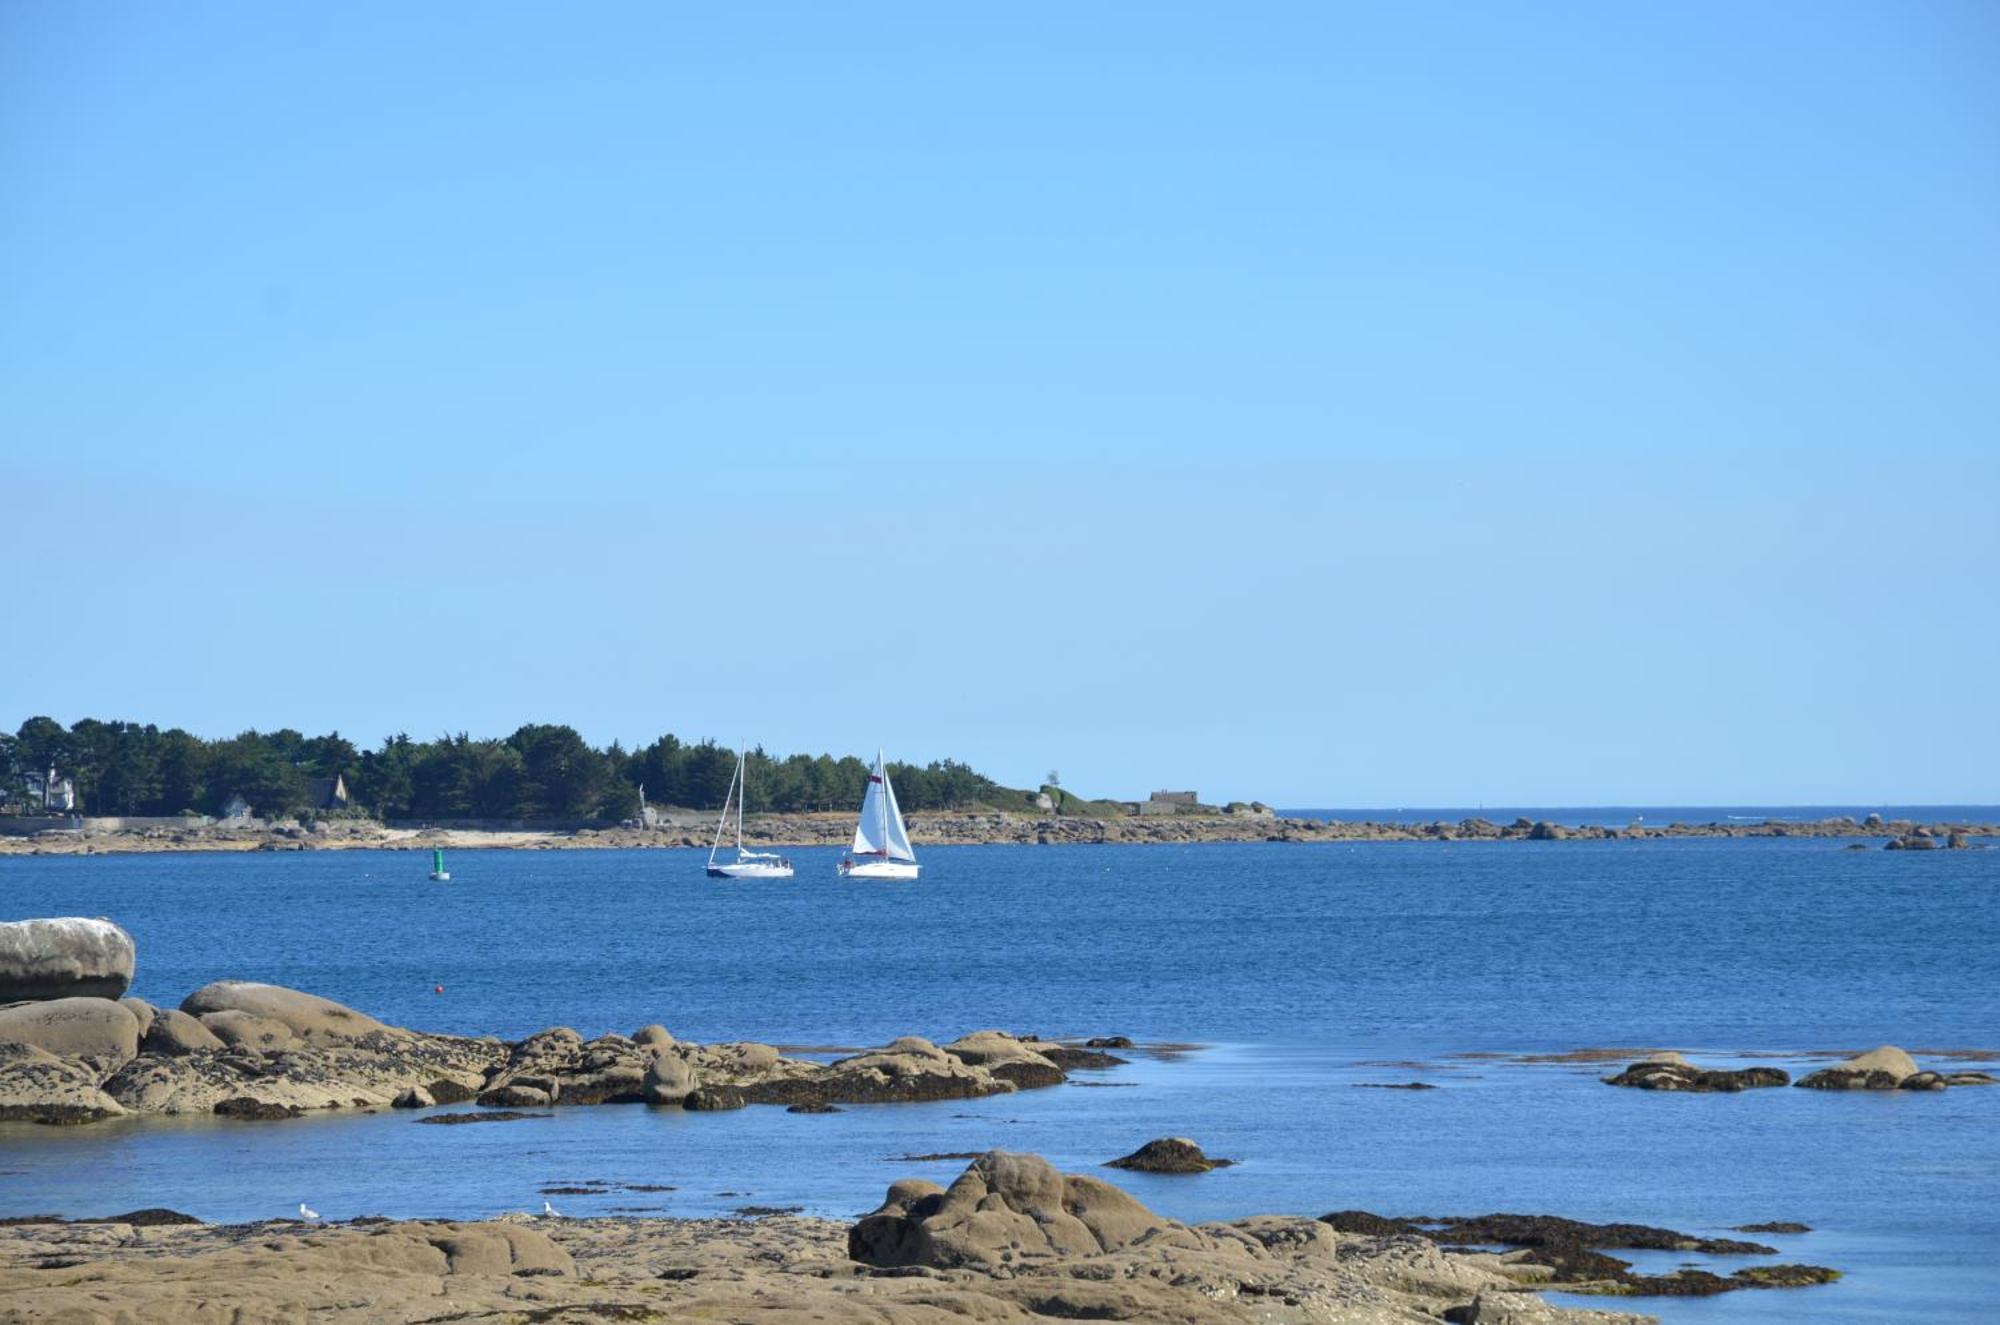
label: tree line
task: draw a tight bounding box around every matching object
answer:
[1,717,1024,821]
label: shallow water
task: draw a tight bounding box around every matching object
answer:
[3,840,1996,1321]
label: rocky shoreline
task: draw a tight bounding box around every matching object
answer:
[0,978,1124,1128]
[0,1148,1857,1324]
[3,811,1993,855]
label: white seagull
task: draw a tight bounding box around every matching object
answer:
[298,1203,320,1222]
[541,1199,561,1218]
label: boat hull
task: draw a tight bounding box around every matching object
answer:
[707,863,795,880]
[839,859,920,880]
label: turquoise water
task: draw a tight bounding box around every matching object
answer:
[3,840,1996,1321]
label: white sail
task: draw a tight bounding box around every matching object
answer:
[851,774,889,855]
[881,765,916,862]
[850,751,918,863]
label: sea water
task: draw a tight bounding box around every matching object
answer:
[3,839,1995,1322]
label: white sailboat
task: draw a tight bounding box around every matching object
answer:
[706,746,795,880]
[838,749,920,880]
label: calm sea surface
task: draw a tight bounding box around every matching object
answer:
[3,839,1996,1322]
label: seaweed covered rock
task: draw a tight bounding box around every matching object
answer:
[199,1010,295,1051]
[1107,1136,1236,1173]
[683,1084,746,1111]
[1602,1058,1789,1091]
[0,1041,127,1125]
[1796,1046,1919,1090]
[1317,1208,1840,1300]
[748,1036,1013,1108]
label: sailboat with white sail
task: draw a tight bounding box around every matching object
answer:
[838,749,920,880]
[706,746,795,880]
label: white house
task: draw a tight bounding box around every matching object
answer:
[22,767,75,813]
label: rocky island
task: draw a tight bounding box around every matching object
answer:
[3,985,1114,1132]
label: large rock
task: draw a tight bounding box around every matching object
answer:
[1796,1045,1920,1090]
[118,999,157,1038]
[849,1150,1210,1269]
[642,1054,699,1105]
[0,997,141,1070]
[140,1008,225,1057]
[179,982,391,1044]
[0,918,136,1002]
[940,1030,1067,1088]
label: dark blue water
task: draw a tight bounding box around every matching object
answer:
[1281,804,2000,828]
[3,841,1996,1322]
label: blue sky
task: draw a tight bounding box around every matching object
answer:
[3,2,1996,804]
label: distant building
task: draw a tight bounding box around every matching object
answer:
[303,774,350,811]
[1137,790,1201,817]
[219,793,254,821]
[1034,792,1055,812]
[21,767,76,813]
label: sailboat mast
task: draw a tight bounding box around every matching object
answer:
[735,746,745,851]
[878,749,888,856]
[709,755,739,868]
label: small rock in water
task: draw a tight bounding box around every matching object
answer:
[211,1097,302,1121]
[414,1110,552,1125]
[1105,1137,1235,1173]
[1734,1221,1812,1234]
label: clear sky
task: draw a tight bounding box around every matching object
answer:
[3,2,1996,805]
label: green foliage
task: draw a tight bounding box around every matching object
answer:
[10,717,1032,820]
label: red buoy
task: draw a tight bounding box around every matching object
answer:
[434,984,444,995]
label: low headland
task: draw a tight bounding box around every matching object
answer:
[8,715,1991,857]
[3,809,1991,855]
